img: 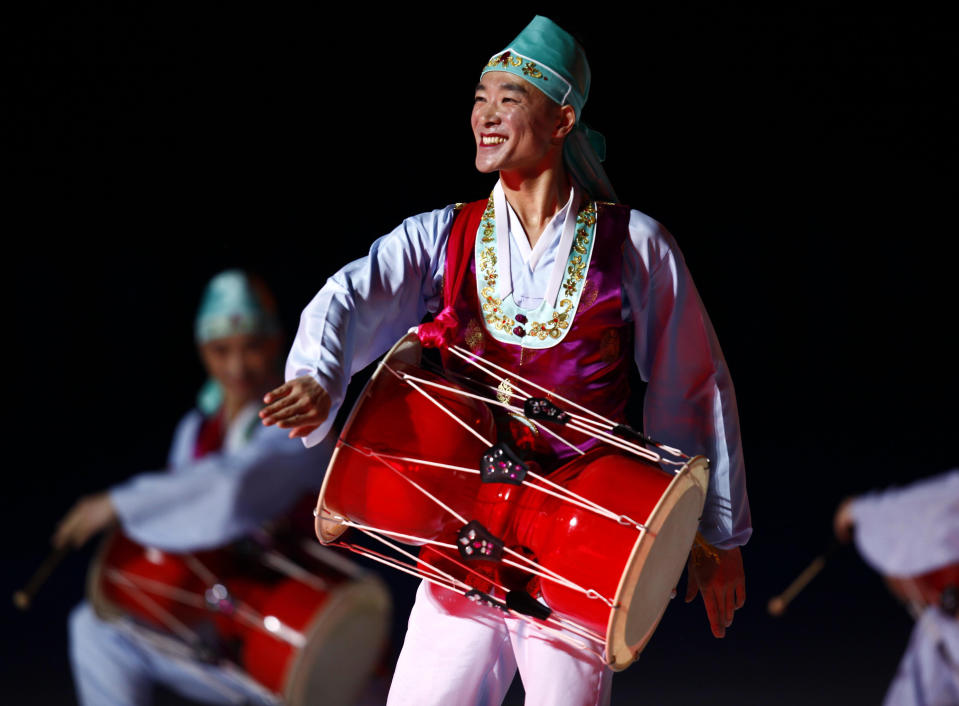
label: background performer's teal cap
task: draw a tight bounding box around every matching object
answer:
[481,15,591,121]
[194,269,279,344]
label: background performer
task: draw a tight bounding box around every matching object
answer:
[835,470,959,706]
[57,270,333,706]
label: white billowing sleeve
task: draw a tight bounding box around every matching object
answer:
[624,210,751,549]
[109,412,335,552]
[286,207,452,447]
[851,470,959,577]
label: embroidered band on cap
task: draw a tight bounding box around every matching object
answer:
[483,49,573,108]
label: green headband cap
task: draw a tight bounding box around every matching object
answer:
[479,16,617,202]
[481,15,590,121]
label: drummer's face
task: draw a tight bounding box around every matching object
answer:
[472,71,565,175]
[199,332,279,404]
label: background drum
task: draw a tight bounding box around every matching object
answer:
[87,527,390,706]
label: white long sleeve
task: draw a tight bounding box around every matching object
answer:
[623,210,751,548]
[110,409,333,552]
[851,469,959,577]
[286,207,452,448]
[286,199,750,548]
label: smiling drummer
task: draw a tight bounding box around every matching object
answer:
[262,16,751,706]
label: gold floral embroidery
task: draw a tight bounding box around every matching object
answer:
[481,286,516,332]
[572,227,590,255]
[480,246,498,289]
[486,52,547,82]
[488,51,523,68]
[568,255,586,279]
[480,199,495,243]
[496,378,514,404]
[528,299,573,340]
[476,196,596,345]
[577,201,597,227]
[561,254,586,297]
[522,62,545,80]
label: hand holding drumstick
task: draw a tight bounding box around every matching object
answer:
[14,493,118,611]
[767,500,854,616]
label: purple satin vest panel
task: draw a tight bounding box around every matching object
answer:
[446,203,633,465]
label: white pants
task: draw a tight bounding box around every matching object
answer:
[883,607,959,706]
[387,583,613,706]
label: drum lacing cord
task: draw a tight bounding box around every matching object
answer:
[390,366,587,459]
[384,366,495,449]
[179,556,296,641]
[339,439,622,608]
[357,527,473,589]
[332,513,617,611]
[338,441,627,605]
[259,550,330,592]
[349,447,649,533]
[440,349,659,462]
[105,569,288,699]
[106,560,306,648]
[104,568,205,645]
[356,524,605,644]
[333,528,606,651]
[446,345,687,465]
[340,441,471,525]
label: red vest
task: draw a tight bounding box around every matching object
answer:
[440,198,633,468]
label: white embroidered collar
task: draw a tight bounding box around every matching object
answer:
[492,180,582,306]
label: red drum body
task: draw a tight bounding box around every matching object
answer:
[508,449,673,638]
[87,529,390,706]
[316,333,708,670]
[316,336,495,547]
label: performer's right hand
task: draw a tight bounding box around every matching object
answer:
[53,493,117,549]
[259,375,331,439]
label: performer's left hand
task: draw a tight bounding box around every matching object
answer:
[684,545,745,638]
[259,375,331,439]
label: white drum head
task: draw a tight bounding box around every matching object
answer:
[605,455,709,670]
[284,574,391,706]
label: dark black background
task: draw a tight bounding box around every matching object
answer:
[5,5,956,704]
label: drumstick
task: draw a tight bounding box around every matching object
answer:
[768,542,842,617]
[13,546,71,611]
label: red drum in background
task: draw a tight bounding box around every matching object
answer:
[87,528,390,706]
[887,563,959,615]
[316,333,709,670]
